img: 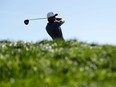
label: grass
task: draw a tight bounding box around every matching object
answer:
[0,40,116,87]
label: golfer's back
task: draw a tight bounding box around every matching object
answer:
[46,21,64,40]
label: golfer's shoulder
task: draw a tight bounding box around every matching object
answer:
[54,21,63,25]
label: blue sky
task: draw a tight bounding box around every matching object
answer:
[1,0,116,44]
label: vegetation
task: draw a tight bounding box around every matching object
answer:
[0,40,116,87]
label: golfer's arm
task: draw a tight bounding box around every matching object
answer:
[56,18,65,24]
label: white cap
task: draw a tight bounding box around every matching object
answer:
[47,12,58,18]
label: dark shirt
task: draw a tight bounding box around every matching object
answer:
[46,21,64,40]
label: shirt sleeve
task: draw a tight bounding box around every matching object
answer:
[55,21,63,27]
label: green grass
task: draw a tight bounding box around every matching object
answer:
[0,40,116,87]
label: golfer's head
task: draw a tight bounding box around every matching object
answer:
[47,12,58,22]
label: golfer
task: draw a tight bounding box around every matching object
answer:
[46,12,65,40]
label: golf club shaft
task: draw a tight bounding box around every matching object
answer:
[29,18,47,20]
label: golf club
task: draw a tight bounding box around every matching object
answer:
[24,18,47,25]
[24,14,58,25]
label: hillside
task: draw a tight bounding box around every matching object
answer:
[0,40,116,87]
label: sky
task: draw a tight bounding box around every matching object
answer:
[1,0,116,45]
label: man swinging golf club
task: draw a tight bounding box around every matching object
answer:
[46,12,65,40]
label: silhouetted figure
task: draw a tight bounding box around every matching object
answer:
[46,12,65,40]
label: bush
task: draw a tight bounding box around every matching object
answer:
[0,40,116,87]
